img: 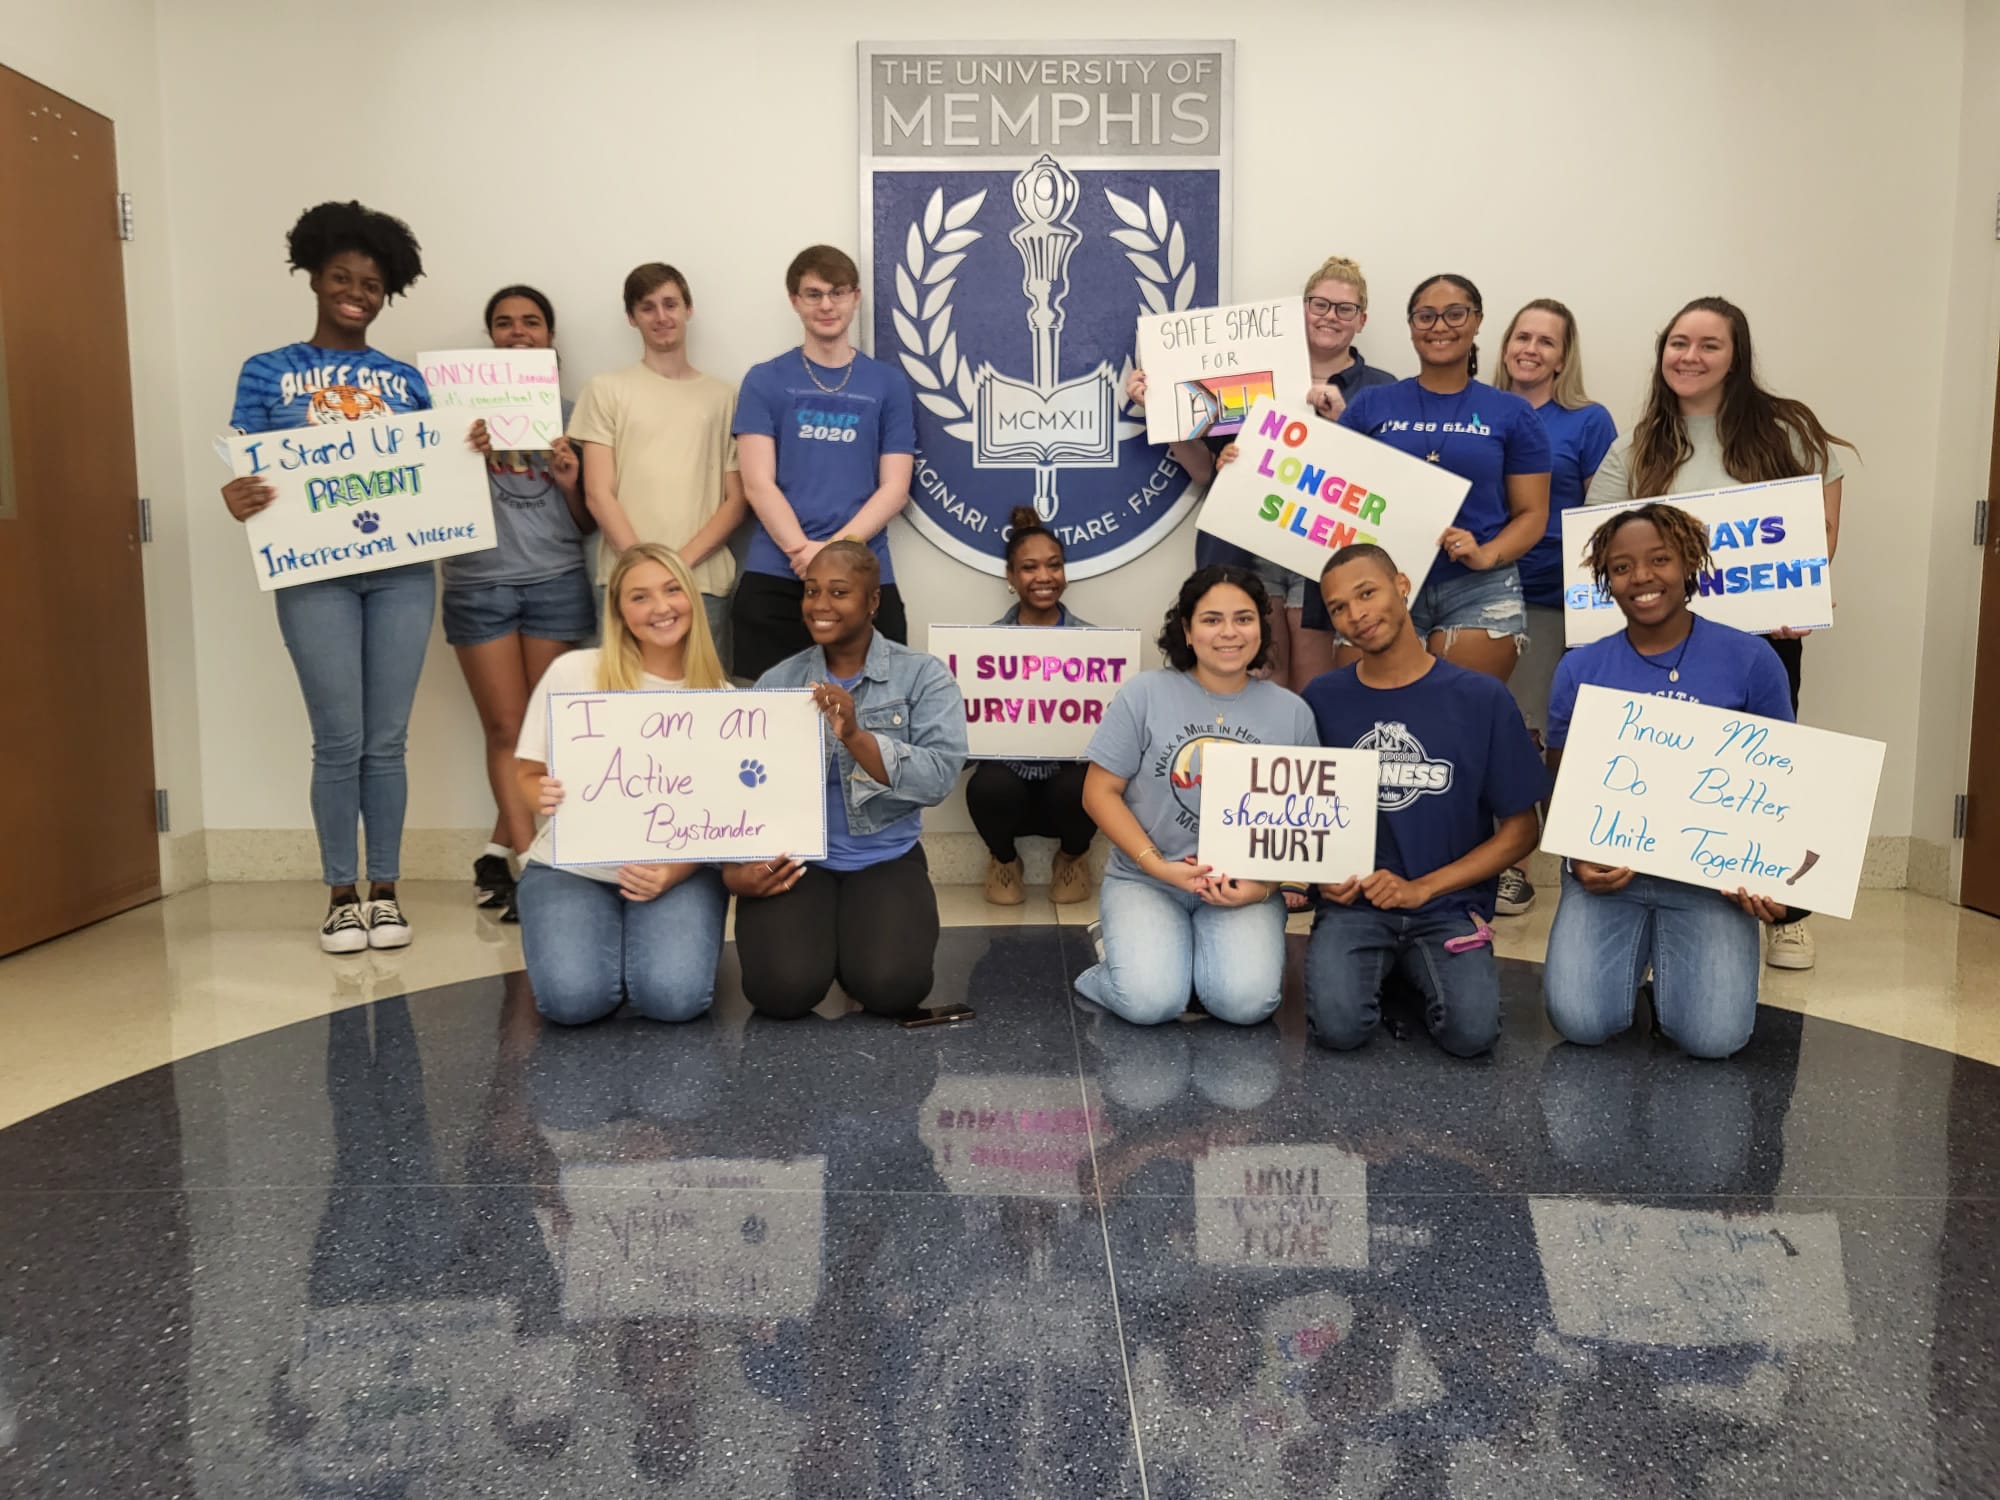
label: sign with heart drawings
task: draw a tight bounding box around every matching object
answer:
[417,348,562,450]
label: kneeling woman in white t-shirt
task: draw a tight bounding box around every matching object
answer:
[514,543,730,1024]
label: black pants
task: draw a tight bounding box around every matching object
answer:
[1765,634,1803,714]
[733,844,938,1019]
[965,760,1095,863]
[731,571,908,682]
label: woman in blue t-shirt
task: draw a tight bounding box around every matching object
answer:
[220,201,485,956]
[1541,503,1796,1059]
[446,285,595,922]
[1074,566,1317,1027]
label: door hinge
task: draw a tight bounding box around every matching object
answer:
[1977,499,1990,548]
[154,789,170,834]
[117,190,135,241]
[138,496,152,542]
[1955,793,1969,840]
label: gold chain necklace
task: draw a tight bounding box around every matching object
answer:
[801,348,856,394]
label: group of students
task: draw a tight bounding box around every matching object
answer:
[221,201,1849,1060]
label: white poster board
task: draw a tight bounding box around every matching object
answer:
[416,347,562,450]
[547,689,828,866]
[1531,1199,1855,1348]
[1196,742,1379,882]
[1197,395,1470,585]
[929,625,1142,759]
[232,414,494,590]
[1541,684,1885,919]
[1134,298,1311,443]
[1194,1146,1369,1269]
[1561,475,1833,645]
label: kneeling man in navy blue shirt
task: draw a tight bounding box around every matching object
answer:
[1302,544,1548,1057]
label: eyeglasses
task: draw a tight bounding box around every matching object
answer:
[1304,296,1362,320]
[1409,305,1476,330]
[796,287,857,306]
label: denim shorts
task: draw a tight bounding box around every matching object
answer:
[1408,565,1527,645]
[442,568,595,647]
[1193,532,1306,610]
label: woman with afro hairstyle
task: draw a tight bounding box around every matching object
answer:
[221,201,486,955]
[1539,503,1797,1059]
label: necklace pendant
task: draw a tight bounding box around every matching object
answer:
[1425,451,1441,464]
[1669,669,1680,683]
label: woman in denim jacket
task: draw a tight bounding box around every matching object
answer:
[726,541,968,1018]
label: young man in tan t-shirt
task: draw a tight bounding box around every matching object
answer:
[568,262,747,661]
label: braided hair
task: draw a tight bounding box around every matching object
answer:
[286,201,424,299]
[1583,501,1712,602]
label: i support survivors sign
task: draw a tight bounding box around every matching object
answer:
[929,625,1142,758]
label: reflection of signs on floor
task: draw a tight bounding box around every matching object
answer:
[556,1158,825,1323]
[1194,1145,1368,1268]
[919,1075,1107,1197]
[1530,1199,1856,1348]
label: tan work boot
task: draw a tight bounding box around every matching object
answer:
[984,856,1026,906]
[1050,850,1093,905]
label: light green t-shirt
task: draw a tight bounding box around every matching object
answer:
[1587,413,1844,503]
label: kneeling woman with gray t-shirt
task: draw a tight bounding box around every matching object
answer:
[1074,566,1318,1026]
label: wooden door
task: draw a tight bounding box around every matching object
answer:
[1965,338,2000,917]
[0,65,159,954]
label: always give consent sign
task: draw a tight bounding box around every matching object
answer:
[929,625,1143,758]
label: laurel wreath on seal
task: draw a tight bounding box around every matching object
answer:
[891,182,1200,447]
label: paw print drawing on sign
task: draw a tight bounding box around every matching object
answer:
[353,511,381,534]
[738,759,767,788]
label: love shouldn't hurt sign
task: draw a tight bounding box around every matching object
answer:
[232,414,494,590]
[1196,742,1379,883]
[1541,685,1885,918]
[547,689,828,867]
[1560,475,1834,645]
[929,625,1142,758]
[1197,396,1470,585]
[1134,298,1310,443]
[416,347,563,450]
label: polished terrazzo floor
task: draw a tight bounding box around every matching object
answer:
[3,883,2000,1496]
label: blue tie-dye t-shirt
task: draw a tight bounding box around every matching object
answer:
[229,342,430,433]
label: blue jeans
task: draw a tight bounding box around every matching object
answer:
[274,561,436,886]
[1543,869,1760,1059]
[1305,904,1502,1057]
[1073,871,1286,1026]
[517,862,727,1025]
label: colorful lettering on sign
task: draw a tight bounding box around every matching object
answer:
[1232,404,1394,553]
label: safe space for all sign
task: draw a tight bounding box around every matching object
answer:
[1134,297,1310,443]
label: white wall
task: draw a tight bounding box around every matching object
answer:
[27,0,1985,858]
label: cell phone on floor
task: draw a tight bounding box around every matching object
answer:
[900,1003,976,1029]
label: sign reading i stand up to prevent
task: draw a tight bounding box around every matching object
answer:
[1197,396,1470,584]
[547,689,828,867]
[1560,475,1833,645]
[1196,741,1379,882]
[929,625,1143,759]
[1134,298,1310,443]
[1541,684,1885,919]
[416,347,563,450]
[232,414,494,590]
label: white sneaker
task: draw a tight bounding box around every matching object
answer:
[1765,919,1815,970]
[319,901,369,955]
[365,897,413,950]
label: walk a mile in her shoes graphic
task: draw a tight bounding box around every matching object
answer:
[860,41,1233,578]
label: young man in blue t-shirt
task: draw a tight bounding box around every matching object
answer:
[1301,544,1548,1057]
[730,245,918,681]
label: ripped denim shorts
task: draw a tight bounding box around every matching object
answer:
[1408,564,1528,648]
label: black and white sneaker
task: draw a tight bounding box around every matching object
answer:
[365,898,413,950]
[473,854,514,908]
[500,887,520,925]
[320,901,369,955]
[1495,866,1535,916]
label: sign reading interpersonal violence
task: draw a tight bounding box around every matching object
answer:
[1134,298,1309,444]
[1196,741,1379,883]
[416,347,563,450]
[232,414,493,590]
[929,625,1143,758]
[1541,684,1885,919]
[1560,475,1833,645]
[1197,396,1470,585]
[547,689,828,867]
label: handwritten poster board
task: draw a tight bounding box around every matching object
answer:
[1531,1199,1855,1348]
[1198,396,1470,587]
[1196,742,1379,883]
[929,625,1142,759]
[547,689,828,866]
[231,414,493,590]
[1561,475,1833,645]
[1135,298,1311,443]
[1541,684,1885,919]
[1194,1146,1369,1269]
[416,347,562,450]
